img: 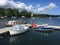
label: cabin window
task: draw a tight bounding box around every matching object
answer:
[11,22,12,23]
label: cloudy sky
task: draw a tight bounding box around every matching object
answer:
[0,0,60,15]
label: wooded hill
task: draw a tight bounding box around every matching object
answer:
[0,8,60,18]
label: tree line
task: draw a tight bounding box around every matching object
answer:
[0,8,31,18]
[0,8,60,18]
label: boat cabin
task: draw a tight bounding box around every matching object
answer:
[7,20,16,26]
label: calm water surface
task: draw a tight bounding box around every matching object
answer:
[0,17,60,45]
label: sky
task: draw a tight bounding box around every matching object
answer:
[0,0,60,15]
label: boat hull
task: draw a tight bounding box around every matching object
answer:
[9,29,28,35]
[34,27,54,32]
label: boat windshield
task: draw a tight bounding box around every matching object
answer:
[12,24,24,30]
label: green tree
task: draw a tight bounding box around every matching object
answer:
[0,8,5,16]
[13,9,19,17]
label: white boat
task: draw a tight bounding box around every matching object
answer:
[9,24,29,35]
[6,20,27,27]
[6,20,16,27]
[0,24,29,36]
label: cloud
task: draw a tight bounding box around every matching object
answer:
[33,3,56,14]
[25,5,33,12]
[45,3,56,9]
[0,0,9,7]
[8,0,26,9]
[0,0,56,14]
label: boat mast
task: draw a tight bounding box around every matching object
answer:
[31,13,34,24]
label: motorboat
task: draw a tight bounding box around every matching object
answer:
[30,13,54,32]
[9,24,29,35]
[34,27,54,31]
[6,20,27,27]
[34,24,54,32]
[6,20,16,27]
[32,23,54,31]
[0,24,29,36]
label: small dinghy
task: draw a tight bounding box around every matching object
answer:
[32,23,54,32]
[34,27,54,32]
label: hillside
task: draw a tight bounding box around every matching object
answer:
[0,8,60,18]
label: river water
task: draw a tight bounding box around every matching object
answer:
[0,17,60,45]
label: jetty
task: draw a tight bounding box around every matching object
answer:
[48,25,60,30]
[0,24,60,37]
[37,25,60,30]
[0,30,10,38]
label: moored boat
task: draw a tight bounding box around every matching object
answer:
[34,27,54,32]
[34,24,54,32]
[31,23,54,32]
[0,24,29,36]
[9,24,29,35]
[6,20,16,27]
[6,20,27,27]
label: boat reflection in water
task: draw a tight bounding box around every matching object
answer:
[0,34,25,45]
[40,32,49,36]
[36,31,53,36]
[9,35,23,43]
